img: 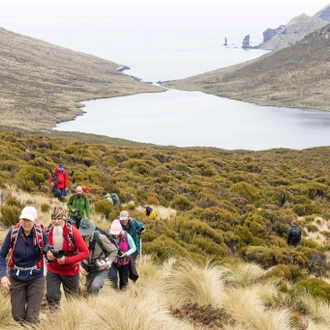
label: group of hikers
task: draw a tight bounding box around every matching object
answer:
[0,204,146,326]
[0,163,301,326]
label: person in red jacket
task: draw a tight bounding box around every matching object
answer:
[45,206,89,310]
[48,164,69,201]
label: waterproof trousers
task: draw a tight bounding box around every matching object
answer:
[9,275,45,325]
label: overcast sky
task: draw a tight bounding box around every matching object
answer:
[1,0,329,48]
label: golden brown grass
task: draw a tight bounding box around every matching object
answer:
[0,28,162,133]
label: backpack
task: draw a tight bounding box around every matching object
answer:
[149,210,157,220]
[95,226,110,240]
[291,226,301,242]
[51,172,58,186]
[111,193,120,206]
[8,224,44,271]
[46,222,77,255]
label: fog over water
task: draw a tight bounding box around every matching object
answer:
[2,1,330,150]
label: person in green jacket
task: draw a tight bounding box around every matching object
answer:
[67,186,90,229]
[102,191,113,205]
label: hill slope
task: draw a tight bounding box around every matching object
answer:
[259,13,327,50]
[171,24,330,111]
[0,27,162,132]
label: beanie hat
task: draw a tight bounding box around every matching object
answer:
[79,217,96,236]
[110,220,122,235]
[51,206,66,219]
[20,206,38,221]
[102,190,107,196]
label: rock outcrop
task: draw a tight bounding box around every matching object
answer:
[259,13,328,50]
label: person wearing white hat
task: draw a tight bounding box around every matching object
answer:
[108,220,136,290]
[0,206,49,325]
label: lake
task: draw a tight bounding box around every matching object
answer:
[55,88,330,151]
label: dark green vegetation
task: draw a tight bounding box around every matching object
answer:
[0,27,162,132]
[0,130,329,282]
[171,24,330,112]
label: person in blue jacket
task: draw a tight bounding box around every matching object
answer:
[0,206,49,325]
[118,210,145,262]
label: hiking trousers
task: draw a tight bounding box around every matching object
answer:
[85,269,108,295]
[108,263,129,290]
[46,271,79,309]
[9,275,45,324]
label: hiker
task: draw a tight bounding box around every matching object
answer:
[108,220,136,290]
[141,201,157,219]
[102,190,120,206]
[79,217,117,296]
[67,185,91,229]
[102,190,113,205]
[0,206,49,325]
[45,206,89,310]
[287,219,302,248]
[70,184,77,194]
[119,210,145,262]
[49,164,69,201]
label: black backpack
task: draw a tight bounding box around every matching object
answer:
[111,193,120,206]
[291,226,301,242]
[51,172,58,186]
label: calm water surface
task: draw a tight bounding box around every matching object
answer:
[55,89,330,150]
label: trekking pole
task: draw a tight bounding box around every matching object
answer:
[140,238,142,265]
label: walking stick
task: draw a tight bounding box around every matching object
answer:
[140,238,142,265]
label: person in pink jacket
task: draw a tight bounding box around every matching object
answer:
[45,206,89,309]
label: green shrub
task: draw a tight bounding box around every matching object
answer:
[40,203,51,213]
[230,182,260,203]
[264,264,304,282]
[5,196,21,207]
[306,224,319,232]
[293,204,306,216]
[13,165,48,192]
[171,195,191,211]
[295,278,330,302]
[143,235,188,262]
[95,200,112,218]
[0,205,21,227]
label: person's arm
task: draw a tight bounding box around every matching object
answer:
[0,229,13,278]
[66,196,73,211]
[125,234,136,256]
[64,171,69,189]
[85,197,90,218]
[286,228,291,244]
[99,235,117,265]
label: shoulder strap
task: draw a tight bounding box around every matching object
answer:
[94,231,109,258]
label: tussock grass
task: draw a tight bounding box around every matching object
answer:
[90,286,194,330]
[221,263,265,288]
[0,290,14,328]
[222,287,293,330]
[298,292,330,324]
[164,259,225,309]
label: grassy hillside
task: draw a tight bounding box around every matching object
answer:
[170,24,330,112]
[0,130,330,328]
[0,27,162,132]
